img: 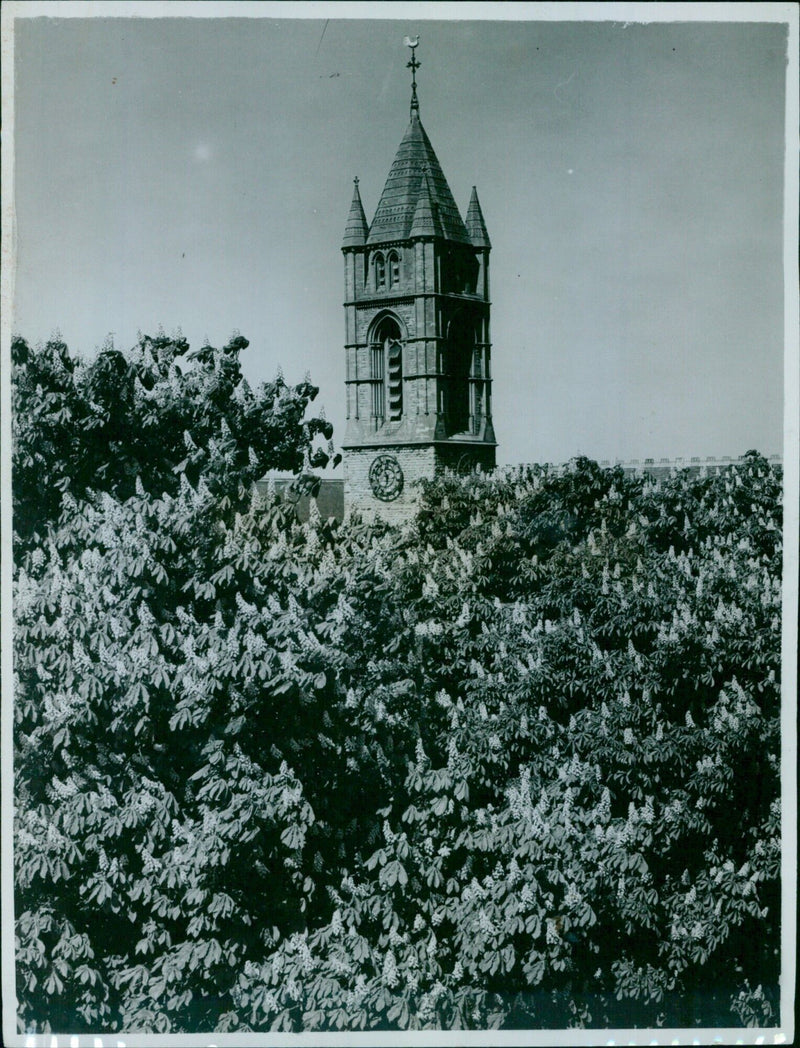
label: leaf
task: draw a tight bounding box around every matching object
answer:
[425,864,443,889]
[382,860,407,888]
[366,848,386,871]
[280,823,305,850]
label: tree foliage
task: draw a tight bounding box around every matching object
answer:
[11,332,333,549]
[12,335,782,1033]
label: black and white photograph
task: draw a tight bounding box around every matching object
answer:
[1,2,797,1044]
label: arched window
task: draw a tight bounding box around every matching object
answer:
[445,313,477,435]
[374,253,386,291]
[388,251,401,288]
[371,315,403,421]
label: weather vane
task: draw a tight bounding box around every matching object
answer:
[404,35,420,116]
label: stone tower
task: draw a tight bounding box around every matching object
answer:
[341,41,496,520]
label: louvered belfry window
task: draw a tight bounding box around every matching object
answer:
[371,342,385,419]
[371,316,402,422]
[387,341,403,419]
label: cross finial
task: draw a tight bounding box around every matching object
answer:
[404,35,420,117]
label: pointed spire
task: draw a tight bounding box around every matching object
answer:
[465,186,491,249]
[342,176,368,248]
[410,170,443,239]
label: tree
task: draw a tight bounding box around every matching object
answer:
[13,332,352,1032]
[12,331,334,549]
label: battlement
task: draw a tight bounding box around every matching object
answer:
[596,453,783,479]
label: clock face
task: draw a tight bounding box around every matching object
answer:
[456,453,475,476]
[368,455,404,502]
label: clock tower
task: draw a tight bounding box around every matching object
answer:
[341,40,496,520]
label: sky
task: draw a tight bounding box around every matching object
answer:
[9,6,791,466]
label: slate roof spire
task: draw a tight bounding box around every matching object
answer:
[367,115,470,245]
[465,186,491,249]
[360,38,475,247]
[342,177,368,248]
[367,36,471,252]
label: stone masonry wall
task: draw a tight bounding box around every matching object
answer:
[344,444,437,524]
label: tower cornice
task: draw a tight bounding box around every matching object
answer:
[344,292,491,309]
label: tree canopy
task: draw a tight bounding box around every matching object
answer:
[12,333,782,1034]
